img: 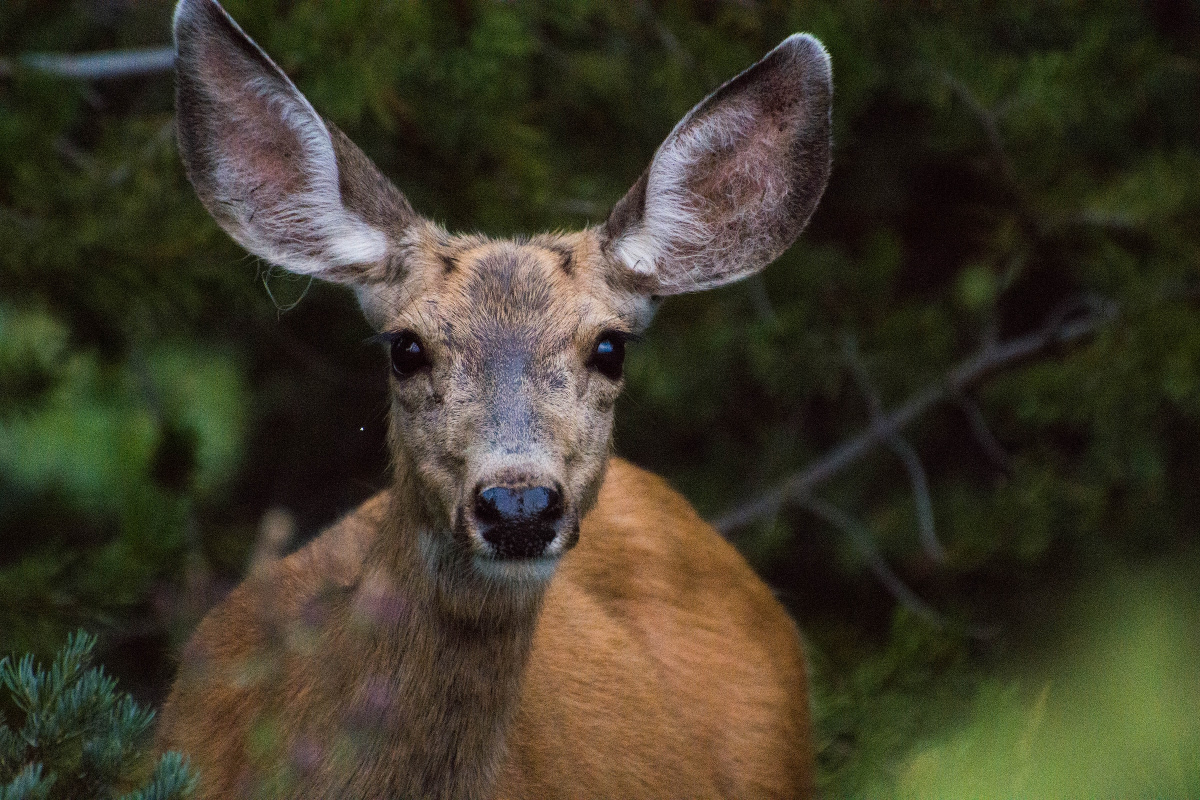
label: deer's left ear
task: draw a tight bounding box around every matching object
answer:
[603,34,832,295]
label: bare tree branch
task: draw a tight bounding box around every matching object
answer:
[745,275,777,324]
[841,335,946,562]
[889,438,943,560]
[0,47,174,80]
[713,297,1119,534]
[800,496,948,628]
[805,495,1001,639]
[940,72,1017,192]
[940,70,1043,239]
[953,390,1014,473]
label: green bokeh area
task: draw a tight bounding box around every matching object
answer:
[2,1,1198,795]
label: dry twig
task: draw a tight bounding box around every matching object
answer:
[713,297,1118,534]
[801,496,947,628]
[0,47,175,80]
[841,334,946,562]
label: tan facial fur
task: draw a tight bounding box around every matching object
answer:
[370,229,655,581]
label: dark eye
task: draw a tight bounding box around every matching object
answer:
[589,332,626,381]
[390,332,429,378]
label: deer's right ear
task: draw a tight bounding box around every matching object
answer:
[602,34,832,295]
[173,0,415,287]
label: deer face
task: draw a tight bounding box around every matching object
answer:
[173,0,831,587]
[370,232,654,579]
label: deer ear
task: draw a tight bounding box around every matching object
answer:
[603,34,832,295]
[173,0,416,285]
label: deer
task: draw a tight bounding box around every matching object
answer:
[157,0,833,797]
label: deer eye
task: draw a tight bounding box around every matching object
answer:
[390,332,429,378]
[589,332,626,381]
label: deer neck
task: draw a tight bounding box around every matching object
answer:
[328,470,547,800]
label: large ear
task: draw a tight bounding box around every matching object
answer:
[173,0,415,285]
[603,34,833,295]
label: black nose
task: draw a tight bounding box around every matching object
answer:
[473,485,563,559]
[475,486,563,524]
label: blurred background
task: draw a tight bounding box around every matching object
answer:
[1,0,1198,795]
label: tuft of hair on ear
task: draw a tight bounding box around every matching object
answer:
[172,0,414,285]
[604,33,833,296]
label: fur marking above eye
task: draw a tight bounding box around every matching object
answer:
[544,244,575,275]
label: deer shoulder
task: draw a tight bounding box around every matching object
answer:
[502,457,813,798]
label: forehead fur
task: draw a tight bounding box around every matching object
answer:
[377,230,653,339]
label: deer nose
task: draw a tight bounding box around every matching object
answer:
[473,484,563,559]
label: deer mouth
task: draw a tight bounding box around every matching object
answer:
[470,552,562,583]
[465,510,579,580]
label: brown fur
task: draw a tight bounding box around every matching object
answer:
[157,233,814,798]
[158,461,813,799]
[164,1,831,796]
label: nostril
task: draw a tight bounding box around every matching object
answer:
[474,486,512,524]
[527,486,563,521]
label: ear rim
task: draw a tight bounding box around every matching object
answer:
[172,0,400,282]
[602,33,833,296]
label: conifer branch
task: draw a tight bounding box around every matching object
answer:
[0,632,196,800]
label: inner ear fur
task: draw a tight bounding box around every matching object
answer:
[173,0,416,285]
[603,34,833,295]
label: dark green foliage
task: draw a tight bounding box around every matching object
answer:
[0,631,194,800]
[1,0,1198,794]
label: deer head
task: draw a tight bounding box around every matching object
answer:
[173,0,831,613]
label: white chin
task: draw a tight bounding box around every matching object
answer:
[471,554,561,584]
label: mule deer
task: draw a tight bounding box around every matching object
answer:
[158,0,833,797]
